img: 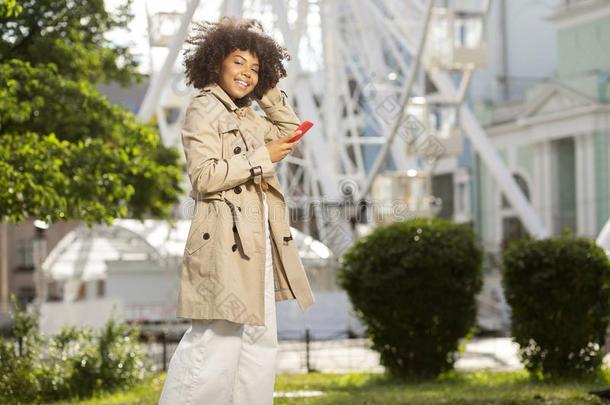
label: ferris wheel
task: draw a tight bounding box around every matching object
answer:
[138,0,549,257]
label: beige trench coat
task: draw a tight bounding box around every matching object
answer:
[176,82,315,326]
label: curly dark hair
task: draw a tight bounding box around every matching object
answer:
[183,17,291,108]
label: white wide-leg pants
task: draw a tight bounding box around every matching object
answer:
[159,192,278,405]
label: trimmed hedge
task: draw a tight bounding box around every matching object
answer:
[338,218,483,377]
[502,235,610,378]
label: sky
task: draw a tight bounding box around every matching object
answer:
[104,0,322,74]
[104,0,223,74]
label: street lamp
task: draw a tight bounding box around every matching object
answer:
[32,219,49,316]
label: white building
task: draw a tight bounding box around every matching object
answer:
[471,0,610,249]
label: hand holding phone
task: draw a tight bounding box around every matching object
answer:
[288,120,314,143]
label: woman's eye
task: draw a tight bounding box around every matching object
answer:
[252,69,259,74]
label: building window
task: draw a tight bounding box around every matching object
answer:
[458,183,467,213]
[47,281,62,302]
[432,173,454,219]
[15,239,34,271]
[500,173,530,250]
[17,286,35,307]
[502,216,528,250]
[76,283,86,301]
[97,279,106,298]
[553,137,576,235]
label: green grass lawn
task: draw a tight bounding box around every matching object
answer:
[54,369,610,405]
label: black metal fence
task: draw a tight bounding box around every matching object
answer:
[139,327,378,373]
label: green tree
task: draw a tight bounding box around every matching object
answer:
[0,0,141,85]
[0,0,21,17]
[0,0,184,224]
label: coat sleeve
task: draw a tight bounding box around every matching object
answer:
[181,95,275,195]
[256,86,301,143]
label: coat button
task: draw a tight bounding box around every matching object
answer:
[233,146,241,154]
[232,244,238,252]
[237,206,242,212]
[234,186,242,194]
[203,232,210,240]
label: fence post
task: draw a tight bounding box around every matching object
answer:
[305,329,311,373]
[161,331,167,372]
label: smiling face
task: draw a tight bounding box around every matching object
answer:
[217,49,260,101]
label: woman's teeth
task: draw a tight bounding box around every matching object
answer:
[235,80,248,88]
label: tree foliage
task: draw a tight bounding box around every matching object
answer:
[0,0,184,224]
[0,0,140,85]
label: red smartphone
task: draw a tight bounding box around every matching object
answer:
[288,120,314,143]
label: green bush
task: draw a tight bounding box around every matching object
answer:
[502,235,610,378]
[338,217,483,377]
[0,298,150,404]
[0,300,43,403]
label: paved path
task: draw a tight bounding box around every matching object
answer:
[276,337,524,373]
[154,335,610,374]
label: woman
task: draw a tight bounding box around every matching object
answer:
[158,17,315,405]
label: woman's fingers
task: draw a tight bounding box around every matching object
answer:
[283,143,294,151]
[277,132,299,144]
[266,135,299,162]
